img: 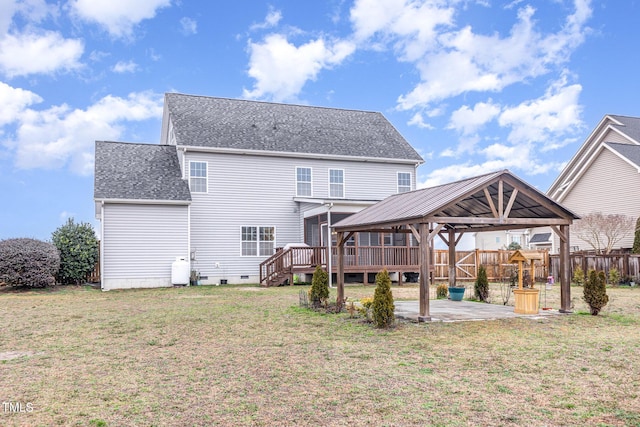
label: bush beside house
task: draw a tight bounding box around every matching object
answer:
[51,218,99,285]
[0,238,60,288]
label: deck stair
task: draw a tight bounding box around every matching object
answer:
[260,246,324,287]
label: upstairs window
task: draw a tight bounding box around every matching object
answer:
[189,161,207,193]
[296,167,312,197]
[397,172,411,193]
[241,226,275,257]
[329,169,344,198]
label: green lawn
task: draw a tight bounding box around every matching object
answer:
[1,283,639,426]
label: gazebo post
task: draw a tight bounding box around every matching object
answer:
[419,222,431,321]
[336,231,345,311]
[448,228,456,287]
[559,224,572,313]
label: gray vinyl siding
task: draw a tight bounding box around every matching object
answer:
[602,129,633,144]
[184,151,416,283]
[560,148,640,251]
[102,203,189,289]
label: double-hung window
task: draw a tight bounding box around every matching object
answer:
[397,172,411,193]
[189,161,207,193]
[296,167,312,197]
[241,226,275,256]
[329,169,344,198]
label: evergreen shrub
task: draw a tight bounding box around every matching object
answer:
[309,265,329,307]
[51,218,99,285]
[0,238,60,288]
[372,269,395,328]
[474,265,489,302]
[584,269,609,315]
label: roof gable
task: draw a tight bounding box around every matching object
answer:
[548,114,640,200]
[94,141,191,202]
[163,93,423,163]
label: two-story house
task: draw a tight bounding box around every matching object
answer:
[94,93,424,290]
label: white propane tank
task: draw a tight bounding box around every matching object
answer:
[171,257,190,285]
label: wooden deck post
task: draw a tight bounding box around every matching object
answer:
[419,222,431,321]
[336,231,345,311]
[559,225,572,313]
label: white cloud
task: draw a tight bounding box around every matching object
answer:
[350,0,455,61]
[2,91,163,175]
[407,112,433,129]
[179,17,197,35]
[0,81,42,126]
[448,101,500,135]
[69,0,171,38]
[498,75,584,146]
[250,7,282,31]
[0,31,84,77]
[392,1,592,110]
[112,60,138,73]
[244,34,355,102]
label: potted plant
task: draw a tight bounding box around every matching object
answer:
[448,284,466,301]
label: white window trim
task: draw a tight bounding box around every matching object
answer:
[189,160,208,193]
[397,171,412,193]
[295,166,313,197]
[240,225,276,257]
[328,168,345,199]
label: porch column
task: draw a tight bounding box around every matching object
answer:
[419,222,431,321]
[336,231,345,311]
[448,228,456,287]
[559,224,572,313]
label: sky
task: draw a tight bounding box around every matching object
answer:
[1,0,638,241]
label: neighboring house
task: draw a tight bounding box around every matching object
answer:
[94,93,423,290]
[544,114,640,252]
[475,115,640,253]
[474,229,530,250]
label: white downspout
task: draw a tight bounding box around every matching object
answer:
[100,201,105,291]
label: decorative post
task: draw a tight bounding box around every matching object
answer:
[448,228,456,287]
[559,225,572,313]
[336,231,345,311]
[419,222,431,321]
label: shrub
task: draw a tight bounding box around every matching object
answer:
[474,265,489,302]
[0,238,60,288]
[358,296,374,320]
[436,283,448,299]
[608,267,620,287]
[372,269,395,328]
[309,265,329,307]
[633,216,640,254]
[584,269,609,315]
[572,266,584,286]
[51,218,99,285]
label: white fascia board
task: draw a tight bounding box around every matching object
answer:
[178,145,423,165]
[299,199,380,217]
[95,198,191,206]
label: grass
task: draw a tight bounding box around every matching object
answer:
[1,283,639,426]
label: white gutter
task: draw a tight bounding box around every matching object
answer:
[176,144,423,165]
[95,198,191,206]
[100,201,104,291]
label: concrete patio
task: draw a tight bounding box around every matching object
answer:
[394,299,562,322]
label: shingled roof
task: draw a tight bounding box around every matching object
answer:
[609,115,640,143]
[605,142,640,169]
[94,141,191,201]
[164,93,424,163]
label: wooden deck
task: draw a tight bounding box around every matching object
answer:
[259,246,550,286]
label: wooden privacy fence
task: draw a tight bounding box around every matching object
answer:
[549,252,640,281]
[432,249,549,283]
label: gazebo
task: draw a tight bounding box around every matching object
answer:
[332,170,579,321]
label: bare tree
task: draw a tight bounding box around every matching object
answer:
[573,212,635,254]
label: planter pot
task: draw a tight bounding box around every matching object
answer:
[448,287,465,301]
